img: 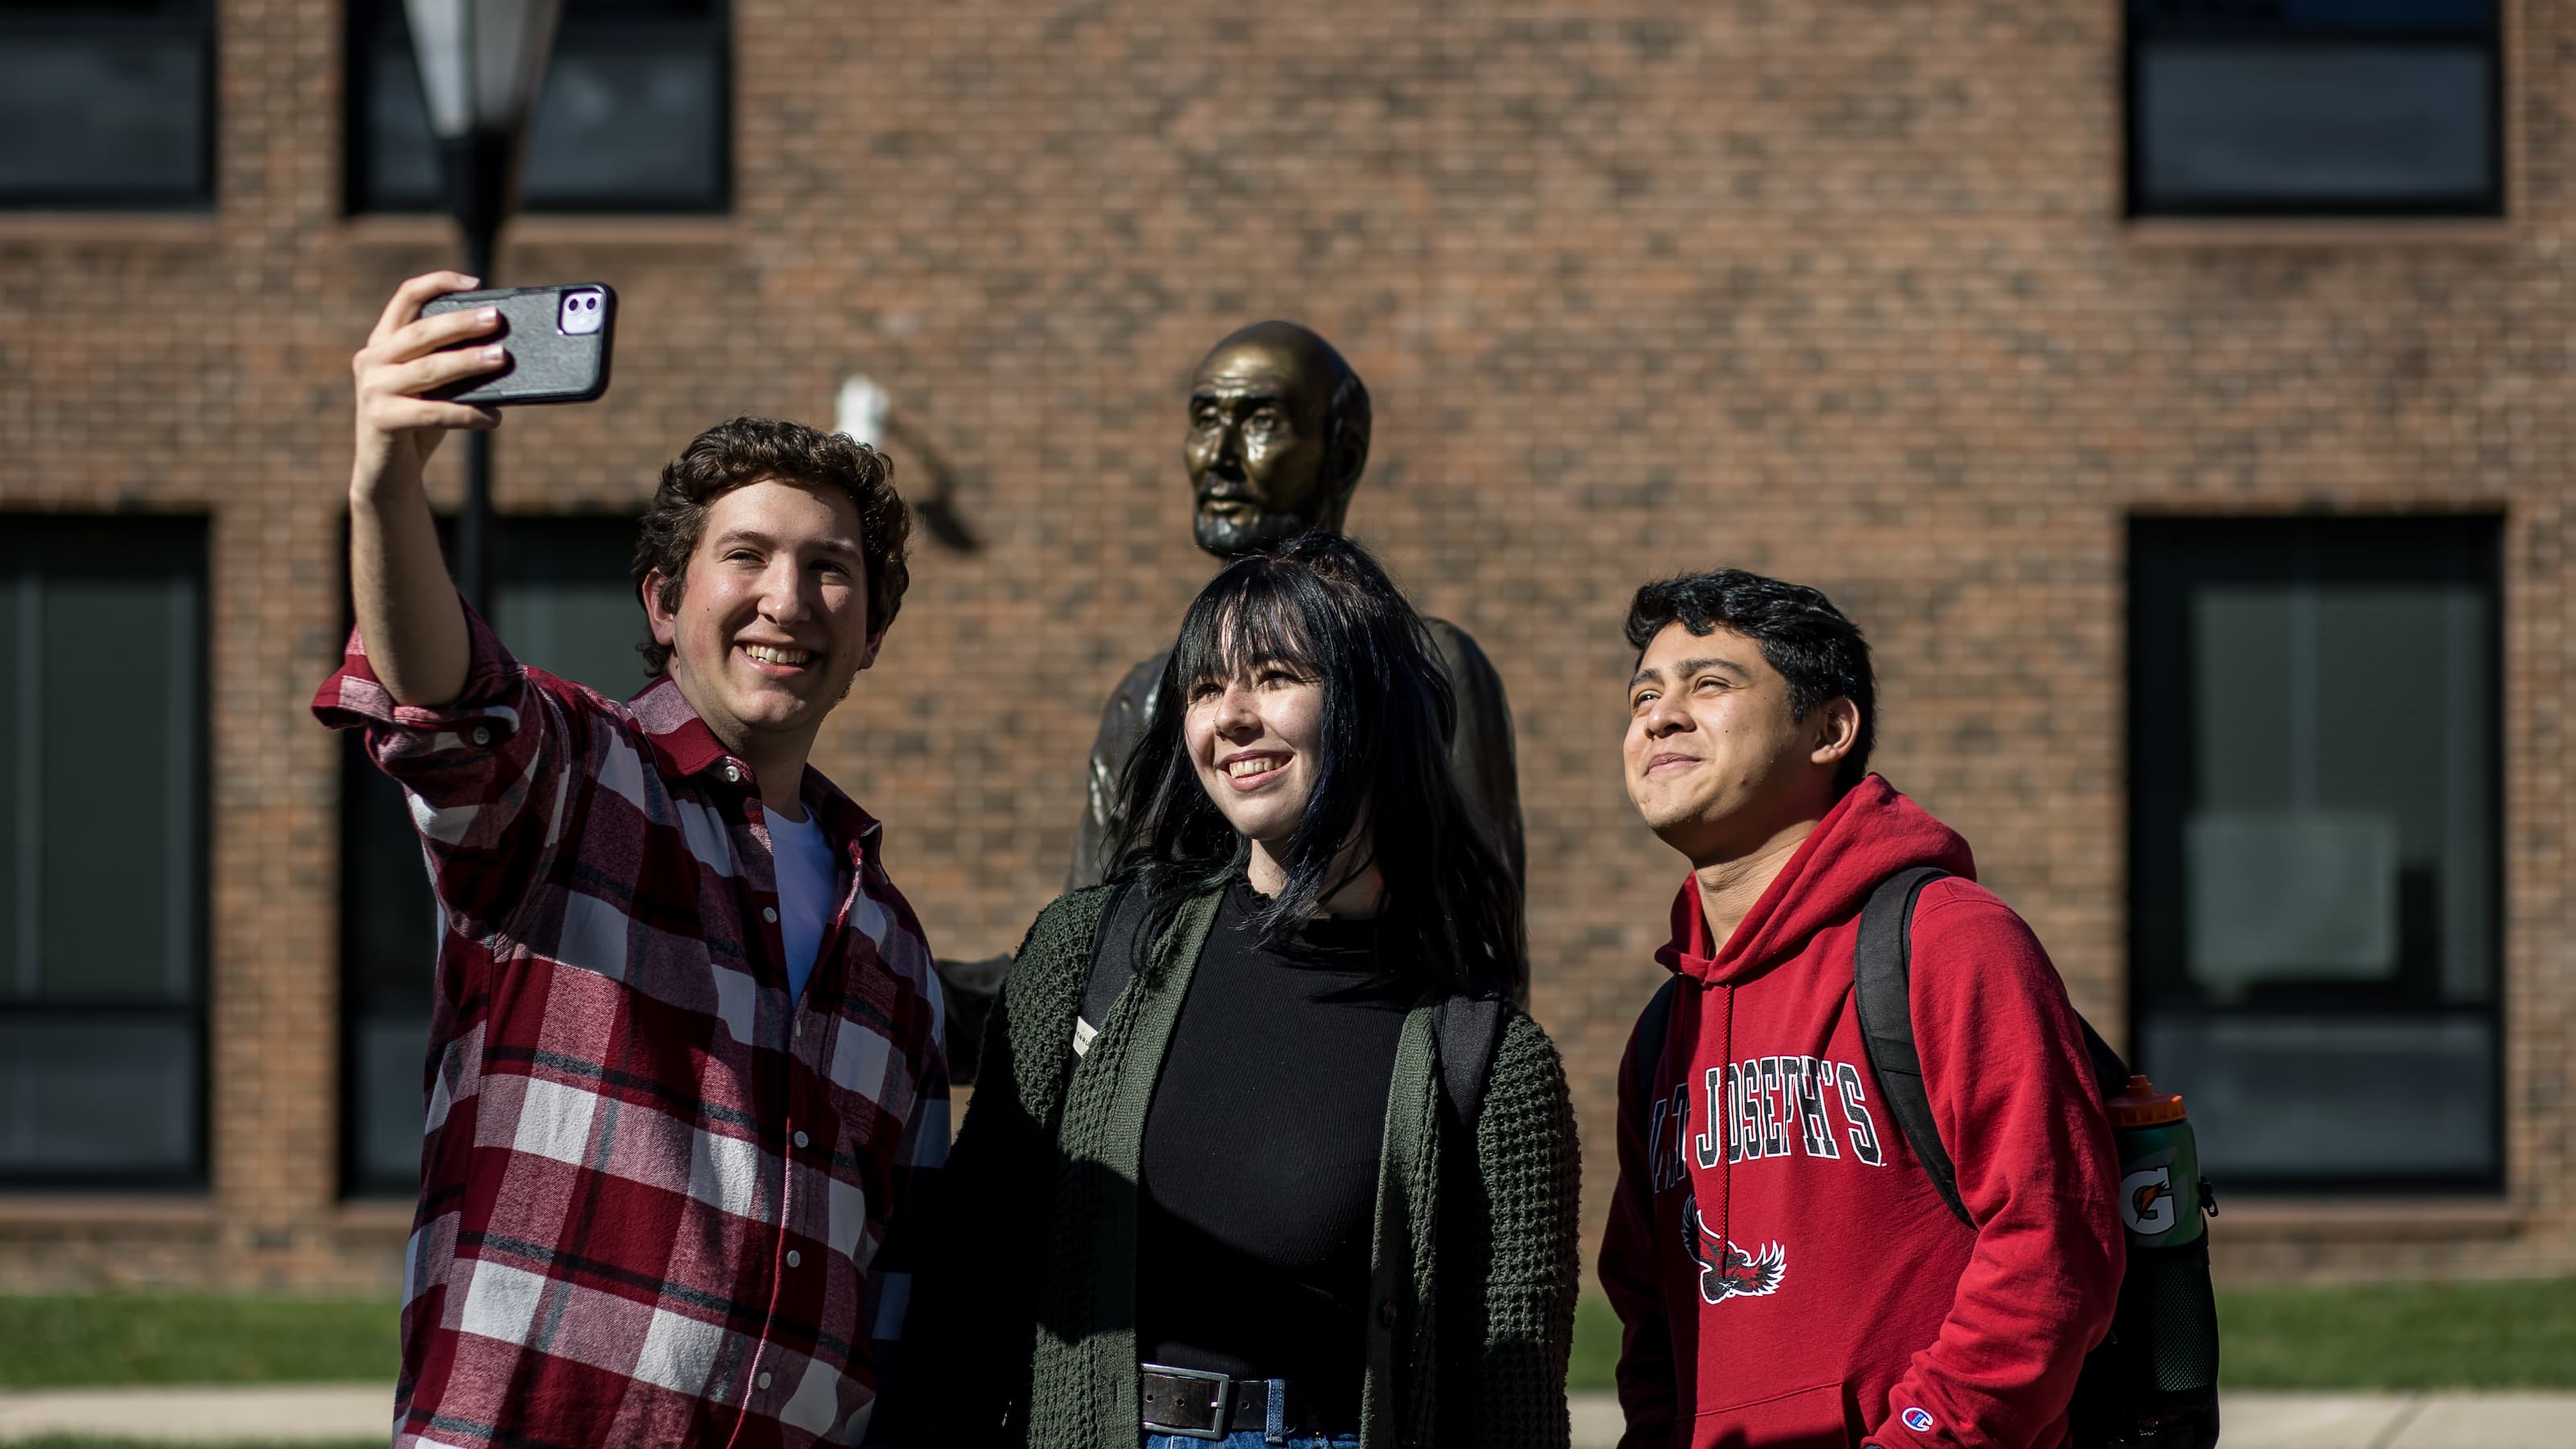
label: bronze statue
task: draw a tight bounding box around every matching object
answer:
[1066,321,1524,894]
[941,323,1525,1077]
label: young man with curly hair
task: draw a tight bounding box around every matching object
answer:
[315,273,947,1448]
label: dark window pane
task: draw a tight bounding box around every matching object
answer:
[519,40,728,209]
[2278,0,2493,28]
[2142,1014,2495,1179]
[358,43,443,207]
[353,1009,431,1186]
[493,519,653,697]
[0,6,212,207]
[2132,0,2498,35]
[2135,43,2493,213]
[348,1,728,215]
[38,571,197,999]
[2186,585,2494,997]
[2126,0,2501,217]
[2129,517,2502,1192]
[0,574,23,995]
[0,516,206,1187]
[0,1018,196,1174]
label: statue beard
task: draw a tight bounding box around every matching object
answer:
[1192,498,1335,559]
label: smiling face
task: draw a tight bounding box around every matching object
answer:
[1183,653,1327,852]
[1624,621,1854,865]
[1184,326,1360,558]
[645,478,881,772]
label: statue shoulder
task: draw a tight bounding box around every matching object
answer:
[1421,615,1504,691]
[1118,651,1168,696]
[1105,650,1168,721]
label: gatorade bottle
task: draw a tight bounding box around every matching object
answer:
[2107,1075,2205,1248]
[2092,1075,2220,1449]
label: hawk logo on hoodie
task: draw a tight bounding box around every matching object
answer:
[1681,1194,1785,1304]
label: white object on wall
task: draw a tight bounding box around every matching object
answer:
[836,375,889,448]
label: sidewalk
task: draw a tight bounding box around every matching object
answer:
[0,1385,387,1443]
[1,1385,2570,1447]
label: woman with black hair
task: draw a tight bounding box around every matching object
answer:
[886,535,1579,1449]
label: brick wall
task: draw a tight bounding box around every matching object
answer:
[0,0,2567,1290]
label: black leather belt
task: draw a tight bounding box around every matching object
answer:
[1138,1363,1333,1440]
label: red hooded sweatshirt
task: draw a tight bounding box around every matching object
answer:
[1598,778,2124,1449]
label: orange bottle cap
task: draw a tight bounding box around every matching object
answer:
[2108,1073,2187,1127]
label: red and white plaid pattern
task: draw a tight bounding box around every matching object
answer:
[315,605,947,1449]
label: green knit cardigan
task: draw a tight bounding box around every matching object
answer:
[881,883,1580,1449]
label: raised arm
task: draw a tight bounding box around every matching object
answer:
[348,270,505,707]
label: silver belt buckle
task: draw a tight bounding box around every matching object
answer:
[1140,1362,1233,1440]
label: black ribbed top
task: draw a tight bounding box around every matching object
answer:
[1135,876,1410,1429]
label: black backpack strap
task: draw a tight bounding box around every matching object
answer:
[1075,882,1150,1053]
[1630,976,1682,1109]
[1432,994,1509,1128]
[2075,1016,2132,1100]
[1852,865,1974,1228]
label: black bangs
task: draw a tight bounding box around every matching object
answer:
[1167,559,1330,691]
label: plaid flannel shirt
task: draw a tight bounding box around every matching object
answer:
[314,604,947,1449]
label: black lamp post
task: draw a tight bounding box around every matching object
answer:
[405,0,563,612]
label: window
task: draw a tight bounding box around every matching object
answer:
[0,518,208,1187]
[343,516,645,1196]
[0,1,215,209]
[2129,517,2501,1193]
[346,0,729,215]
[2126,0,2503,217]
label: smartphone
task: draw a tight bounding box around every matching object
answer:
[419,283,617,406]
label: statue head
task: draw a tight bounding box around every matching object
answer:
[1184,320,1372,559]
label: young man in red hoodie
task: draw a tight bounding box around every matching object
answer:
[1599,569,2124,1449]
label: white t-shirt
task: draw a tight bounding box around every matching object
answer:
[766,805,838,1004]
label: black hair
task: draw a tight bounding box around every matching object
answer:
[1111,533,1523,998]
[1624,568,1876,795]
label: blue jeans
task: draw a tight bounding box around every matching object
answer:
[1138,1422,1360,1433]
[1141,1436,1357,1449]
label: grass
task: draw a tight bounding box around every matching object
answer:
[4,1281,2571,1396]
[1565,1278,2576,1394]
[2215,1277,2576,1390]
[1570,1294,1621,1394]
[0,1294,398,1389]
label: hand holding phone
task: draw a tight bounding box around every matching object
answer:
[350,271,505,493]
[420,283,617,406]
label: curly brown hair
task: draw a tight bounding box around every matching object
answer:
[631,416,913,676]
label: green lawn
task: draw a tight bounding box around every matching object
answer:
[5,1281,2572,1396]
[1570,1294,1622,1394]
[1565,1278,2576,1393]
[0,1294,398,1389]
[2215,1276,2576,1390]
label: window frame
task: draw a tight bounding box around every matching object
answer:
[341,0,734,219]
[0,0,218,212]
[0,514,211,1192]
[2122,1,2507,221]
[2125,514,2507,1196]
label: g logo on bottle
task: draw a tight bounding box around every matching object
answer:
[2120,1166,2177,1236]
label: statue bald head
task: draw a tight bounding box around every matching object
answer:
[1183,320,1372,559]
